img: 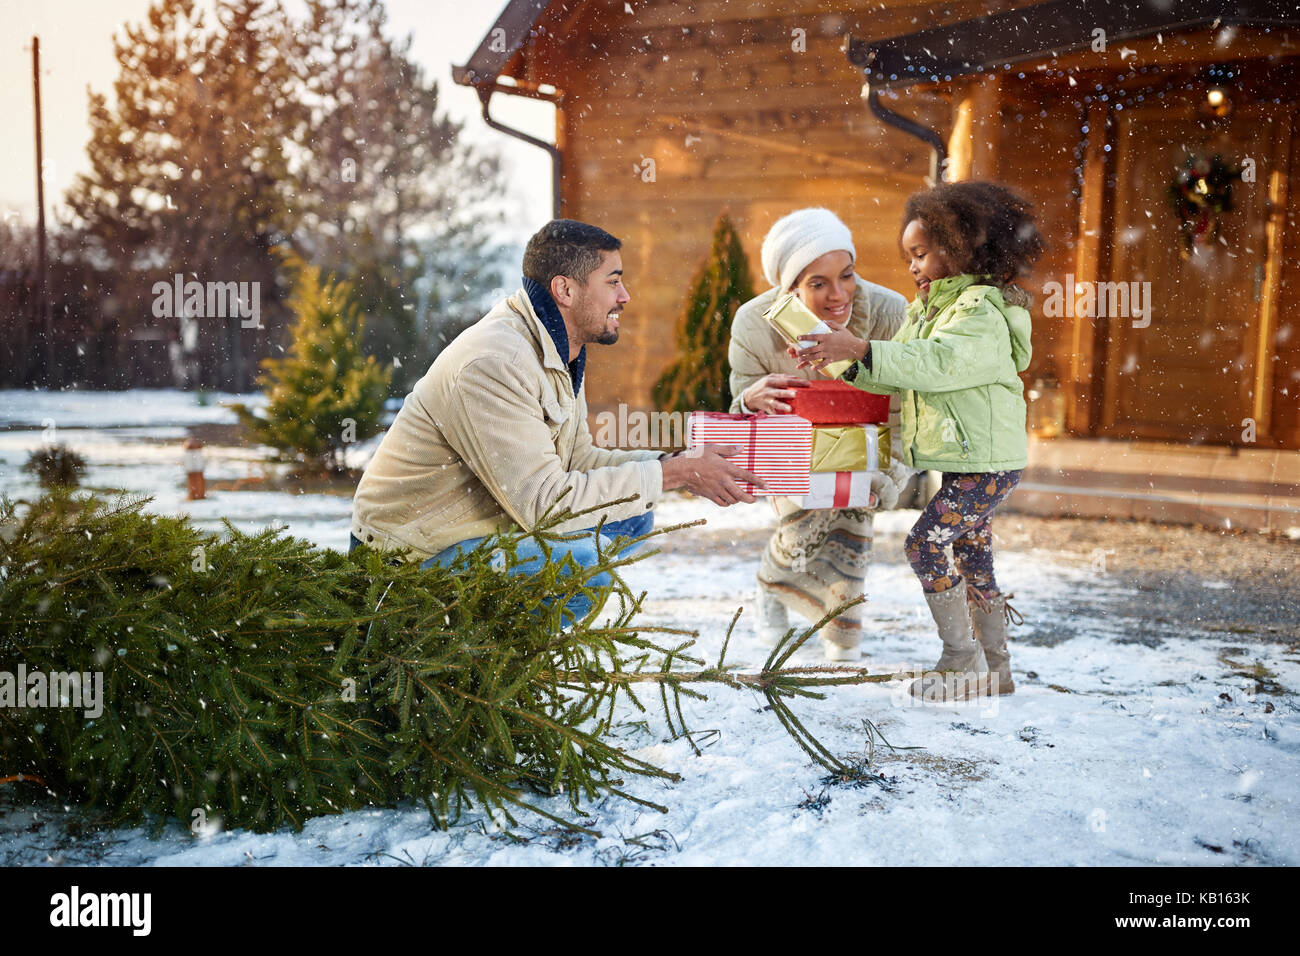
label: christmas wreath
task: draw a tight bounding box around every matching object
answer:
[1168,153,1243,255]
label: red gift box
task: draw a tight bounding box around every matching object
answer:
[787,380,889,425]
[686,412,811,495]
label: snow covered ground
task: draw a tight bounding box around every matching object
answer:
[1,389,1297,866]
[0,389,353,550]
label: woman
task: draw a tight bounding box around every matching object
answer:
[729,207,912,661]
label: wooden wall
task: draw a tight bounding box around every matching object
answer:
[507,2,1300,451]
[1273,107,1300,447]
[517,0,1031,413]
[976,83,1085,389]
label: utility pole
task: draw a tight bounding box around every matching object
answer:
[32,35,55,387]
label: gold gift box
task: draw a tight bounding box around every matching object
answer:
[762,292,855,380]
[810,425,890,472]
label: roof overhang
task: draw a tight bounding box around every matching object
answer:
[452,0,555,92]
[847,0,1300,90]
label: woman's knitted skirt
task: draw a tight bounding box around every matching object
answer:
[757,496,874,651]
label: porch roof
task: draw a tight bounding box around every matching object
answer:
[846,0,1300,89]
[451,0,554,90]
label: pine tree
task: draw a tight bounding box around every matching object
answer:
[61,0,504,392]
[21,446,87,488]
[652,214,755,413]
[0,491,883,837]
[65,0,302,391]
[286,0,507,394]
[230,255,391,472]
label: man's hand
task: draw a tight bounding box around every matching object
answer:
[741,373,809,414]
[662,443,766,505]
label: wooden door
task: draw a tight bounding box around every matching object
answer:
[1098,100,1290,443]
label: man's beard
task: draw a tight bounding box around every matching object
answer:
[592,306,620,346]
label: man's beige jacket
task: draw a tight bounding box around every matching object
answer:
[352,289,664,561]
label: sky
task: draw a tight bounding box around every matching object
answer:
[0,0,553,237]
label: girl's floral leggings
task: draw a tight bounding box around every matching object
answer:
[904,470,1023,595]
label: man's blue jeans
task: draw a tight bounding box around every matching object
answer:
[350,511,655,625]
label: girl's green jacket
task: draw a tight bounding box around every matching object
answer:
[847,273,1032,473]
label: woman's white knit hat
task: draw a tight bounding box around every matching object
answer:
[760,207,856,291]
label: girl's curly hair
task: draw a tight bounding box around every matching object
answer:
[901,181,1044,286]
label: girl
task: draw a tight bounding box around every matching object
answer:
[729,207,914,662]
[795,182,1043,698]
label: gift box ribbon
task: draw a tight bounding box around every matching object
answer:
[742,413,757,477]
[834,471,853,508]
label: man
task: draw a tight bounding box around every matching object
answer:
[350,219,761,619]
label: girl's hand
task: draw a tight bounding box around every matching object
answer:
[787,319,869,372]
[741,373,809,415]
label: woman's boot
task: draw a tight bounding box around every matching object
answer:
[755,579,792,647]
[757,546,864,661]
[968,590,1018,695]
[756,577,862,661]
[817,574,863,661]
[818,630,862,662]
[909,579,990,701]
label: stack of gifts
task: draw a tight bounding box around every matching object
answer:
[686,382,891,508]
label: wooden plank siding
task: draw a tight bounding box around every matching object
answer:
[541,0,1013,412]
[976,82,1084,391]
[1272,106,1300,448]
[497,1,1300,451]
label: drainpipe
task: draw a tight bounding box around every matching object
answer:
[474,84,564,219]
[846,37,949,183]
[865,86,948,183]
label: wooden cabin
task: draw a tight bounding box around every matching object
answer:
[455,0,1300,530]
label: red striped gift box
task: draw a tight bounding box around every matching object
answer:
[686,412,812,495]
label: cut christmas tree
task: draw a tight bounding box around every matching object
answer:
[0,491,886,838]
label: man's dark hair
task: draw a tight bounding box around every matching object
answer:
[522,219,622,288]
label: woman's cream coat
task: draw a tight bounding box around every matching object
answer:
[728,277,909,463]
